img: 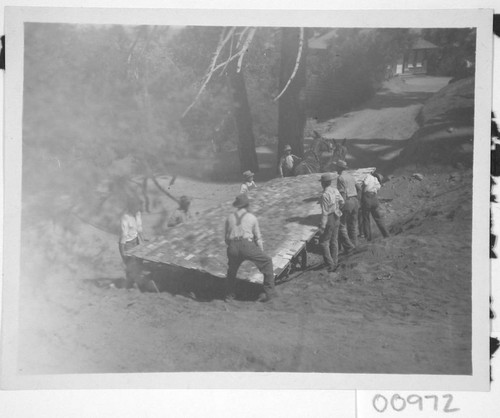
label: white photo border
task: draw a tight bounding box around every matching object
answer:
[1,7,493,391]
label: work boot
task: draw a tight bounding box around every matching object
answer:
[257,288,277,302]
[257,292,269,302]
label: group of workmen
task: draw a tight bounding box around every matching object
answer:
[119,144,389,301]
[225,146,390,302]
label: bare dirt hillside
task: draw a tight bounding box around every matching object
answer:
[398,77,475,167]
[18,169,472,375]
[308,76,452,172]
[17,75,473,375]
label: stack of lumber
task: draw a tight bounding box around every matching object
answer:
[127,168,375,283]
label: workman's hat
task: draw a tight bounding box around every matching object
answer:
[336,160,348,169]
[242,170,254,178]
[233,193,250,208]
[284,145,292,152]
[319,172,338,182]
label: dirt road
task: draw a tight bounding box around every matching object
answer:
[311,76,451,170]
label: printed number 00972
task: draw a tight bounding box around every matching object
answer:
[372,394,460,413]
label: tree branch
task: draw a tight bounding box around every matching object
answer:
[219,32,235,76]
[273,27,304,101]
[236,28,257,73]
[151,175,180,204]
[181,27,236,118]
[236,27,251,49]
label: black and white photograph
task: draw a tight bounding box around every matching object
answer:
[1,7,491,391]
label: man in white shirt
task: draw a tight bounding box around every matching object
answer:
[119,198,147,288]
[361,172,390,241]
[240,170,257,194]
[278,144,300,177]
[225,194,275,302]
[318,172,354,272]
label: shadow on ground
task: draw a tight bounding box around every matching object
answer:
[344,138,411,173]
[363,90,434,111]
[85,264,265,302]
[285,214,320,227]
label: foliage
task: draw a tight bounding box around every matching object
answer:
[243,27,280,146]
[21,23,478,278]
[421,28,476,79]
[21,23,283,274]
[307,28,414,120]
[23,24,227,219]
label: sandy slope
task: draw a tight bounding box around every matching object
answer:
[16,76,473,376]
[18,169,472,374]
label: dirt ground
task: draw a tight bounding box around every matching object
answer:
[16,76,472,375]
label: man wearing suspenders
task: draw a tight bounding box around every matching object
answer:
[224,194,275,302]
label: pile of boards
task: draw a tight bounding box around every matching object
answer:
[127,169,375,283]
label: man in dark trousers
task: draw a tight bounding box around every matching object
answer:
[278,144,301,177]
[318,172,354,272]
[361,172,390,241]
[224,194,276,302]
[335,160,359,249]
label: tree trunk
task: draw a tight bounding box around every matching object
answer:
[277,28,308,164]
[228,61,259,174]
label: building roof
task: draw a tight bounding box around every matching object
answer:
[412,38,439,50]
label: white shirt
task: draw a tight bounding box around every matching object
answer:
[120,212,143,244]
[320,186,344,228]
[240,181,256,194]
[363,174,381,194]
[225,208,263,250]
[279,154,300,176]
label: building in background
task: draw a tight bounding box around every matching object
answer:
[390,38,439,76]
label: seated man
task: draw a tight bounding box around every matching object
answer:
[278,144,300,177]
[168,195,193,227]
[240,170,257,194]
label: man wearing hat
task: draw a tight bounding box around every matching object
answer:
[167,195,193,227]
[336,160,360,248]
[240,170,257,194]
[278,144,301,178]
[318,172,354,272]
[224,194,275,302]
[361,171,390,241]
